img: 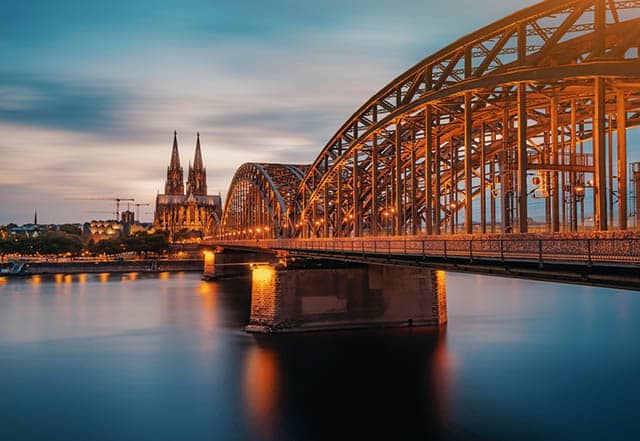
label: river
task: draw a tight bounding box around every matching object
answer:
[0,271,638,440]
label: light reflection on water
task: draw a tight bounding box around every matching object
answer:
[0,272,638,441]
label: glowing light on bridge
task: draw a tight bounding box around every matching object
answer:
[203,251,215,275]
[252,265,275,285]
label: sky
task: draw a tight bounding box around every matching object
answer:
[0,0,534,224]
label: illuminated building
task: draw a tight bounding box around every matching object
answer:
[154,131,222,239]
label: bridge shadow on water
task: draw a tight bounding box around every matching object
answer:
[242,327,471,441]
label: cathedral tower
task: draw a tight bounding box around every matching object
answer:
[187,132,207,196]
[165,131,184,195]
[155,130,221,239]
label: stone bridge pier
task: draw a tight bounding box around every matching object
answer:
[202,247,274,280]
[247,260,447,333]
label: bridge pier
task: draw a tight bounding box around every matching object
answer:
[202,248,273,280]
[247,261,447,333]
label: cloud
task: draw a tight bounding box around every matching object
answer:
[0,0,539,224]
[0,71,129,134]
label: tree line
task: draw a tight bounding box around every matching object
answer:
[0,230,169,257]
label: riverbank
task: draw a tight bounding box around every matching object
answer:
[17,259,203,275]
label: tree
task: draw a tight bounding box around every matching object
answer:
[33,231,84,256]
[94,239,122,256]
[59,224,82,235]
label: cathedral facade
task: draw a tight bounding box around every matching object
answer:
[154,132,222,239]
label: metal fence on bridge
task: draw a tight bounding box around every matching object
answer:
[210,236,640,266]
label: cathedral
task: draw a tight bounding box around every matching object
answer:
[154,131,222,239]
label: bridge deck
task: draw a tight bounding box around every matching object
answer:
[205,234,640,290]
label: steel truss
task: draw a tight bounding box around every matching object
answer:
[220,0,640,239]
[219,163,307,239]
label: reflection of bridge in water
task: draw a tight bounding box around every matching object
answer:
[203,0,640,332]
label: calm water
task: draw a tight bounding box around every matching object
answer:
[0,271,639,441]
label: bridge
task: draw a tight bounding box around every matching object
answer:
[203,0,640,332]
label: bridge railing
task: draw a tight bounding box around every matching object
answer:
[211,235,640,266]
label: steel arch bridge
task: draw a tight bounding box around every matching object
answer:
[218,0,640,242]
[220,163,308,239]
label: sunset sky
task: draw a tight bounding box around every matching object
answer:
[0,0,533,224]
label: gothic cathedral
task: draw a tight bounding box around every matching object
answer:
[154,131,222,239]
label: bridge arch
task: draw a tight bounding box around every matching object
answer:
[219,163,308,239]
[295,0,640,238]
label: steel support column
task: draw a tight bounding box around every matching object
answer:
[411,138,418,235]
[336,167,342,237]
[594,77,608,230]
[570,101,579,232]
[617,90,628,229]
[395,121,403,235]
[464,92,473,233]
[353,150,361,237]
[551,96,560,232]
[323,183,329,237]
[480,123,487,234]
[435,134,441,235]
[425,106,433,235]
[517,83,528,233]
[371,133,379,236]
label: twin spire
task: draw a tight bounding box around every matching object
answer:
[165,131,207,196]
[169,130,181,170]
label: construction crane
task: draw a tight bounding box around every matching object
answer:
[65,197,135,221]
[126,203,151,222]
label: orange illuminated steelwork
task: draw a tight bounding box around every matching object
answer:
[217,0,640,238]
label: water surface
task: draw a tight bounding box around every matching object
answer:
[0,271,639,440]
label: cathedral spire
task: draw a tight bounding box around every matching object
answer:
[186,132,207,196]
[193,132,203,170]
[170,130,181,169]
[165,130,185,195]
[34,210,38,226]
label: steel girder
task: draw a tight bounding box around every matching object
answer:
[293,0,640,237]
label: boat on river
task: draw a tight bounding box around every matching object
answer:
[0,261,29,277]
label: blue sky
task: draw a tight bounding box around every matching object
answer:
[0,0,533,224]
